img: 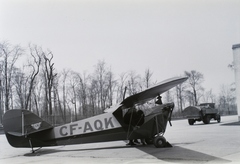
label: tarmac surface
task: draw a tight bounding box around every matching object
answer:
[0,115,240,164]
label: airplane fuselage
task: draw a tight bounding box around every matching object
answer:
[53,112,121,139]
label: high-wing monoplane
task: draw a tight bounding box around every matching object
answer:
[2,76,187,153]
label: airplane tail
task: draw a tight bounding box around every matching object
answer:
[3,110,53,148]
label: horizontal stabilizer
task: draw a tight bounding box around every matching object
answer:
[7,132,24,137]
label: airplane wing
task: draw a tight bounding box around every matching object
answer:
[121,76,188,108]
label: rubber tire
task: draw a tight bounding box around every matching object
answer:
[153,136,166,148]
[188,119,195,125]
[216,114,221,123]
[203,115,210,124]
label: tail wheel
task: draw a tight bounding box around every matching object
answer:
[153,136,166,148]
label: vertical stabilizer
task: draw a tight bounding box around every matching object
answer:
[3,110,53,148]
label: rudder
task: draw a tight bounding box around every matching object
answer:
[3,110,53,148]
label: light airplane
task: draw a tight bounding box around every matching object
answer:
[2,76,188,153]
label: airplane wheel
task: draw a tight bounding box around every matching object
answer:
[153,136,166,148]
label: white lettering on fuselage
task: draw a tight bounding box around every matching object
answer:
[54,113,121,138]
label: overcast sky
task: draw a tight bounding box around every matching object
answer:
[1,0,240,94]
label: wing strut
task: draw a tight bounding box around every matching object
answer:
[126,110,134,140]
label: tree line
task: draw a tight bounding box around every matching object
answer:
[0,42,237,125]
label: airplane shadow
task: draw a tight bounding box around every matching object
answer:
[137,144,230,163]
[24,143,230,163]
[221,121,240,126]
[24,145,130,156]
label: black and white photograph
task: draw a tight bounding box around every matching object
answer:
[0,0,240,163]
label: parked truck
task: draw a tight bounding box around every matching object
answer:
[182,103,221,125]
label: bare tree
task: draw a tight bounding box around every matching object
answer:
[184,70,204,106]
[143,68,153,89]
[0,63,3,123]
[89,78,98,115]
[116,72,128,103]
[13,68,25,109]
[176,83,187,112]
[93,60,115,112]
[68,72,78,121]
[52,74,65,123]
[60,69,71,122]
[164,90,174,103]
[32,77,44,117]
[218,84,236,115]
[43,51,57,116]
[24,45,42,110]
[202,89,216,103]
[74,71,89,117]
[0,42,23,111]
[95,60,107,111]
[105,68,116,108]
[127,70,142,96]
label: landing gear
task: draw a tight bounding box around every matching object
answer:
[144,133,172,148]
[28,138,42,153]
[153,136,166,148]
[30,147,42,154]
[151,104,173,148]
[153,135,172,148]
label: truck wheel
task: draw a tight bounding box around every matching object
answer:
[188,119,195,125]
[216,114,221,123]
[203,115,210,124]
[153,136,166,148]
